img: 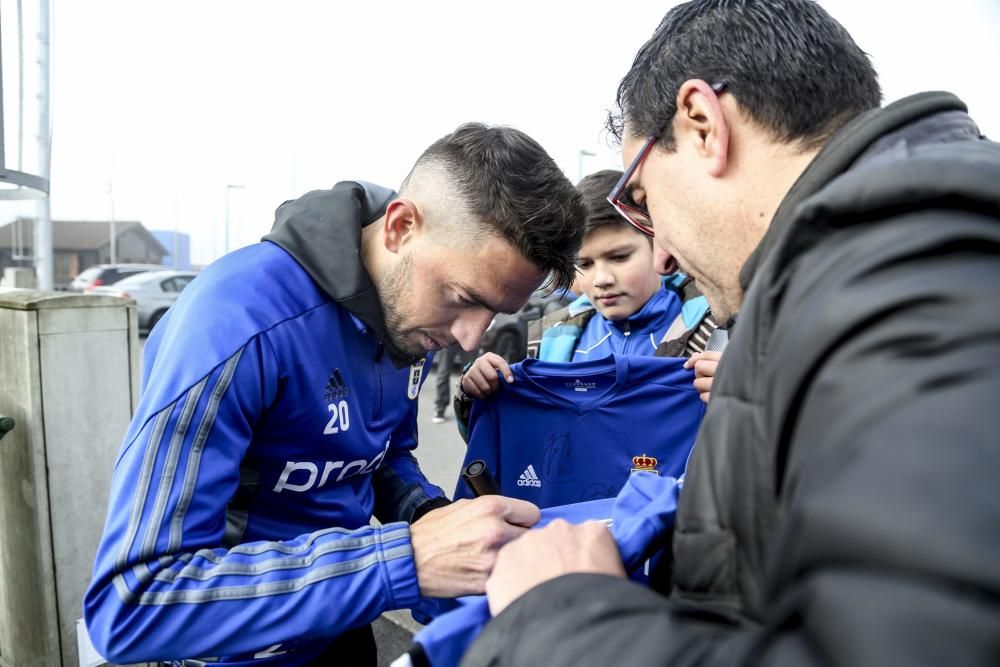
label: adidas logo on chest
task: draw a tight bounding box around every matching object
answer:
[517,464,542,488]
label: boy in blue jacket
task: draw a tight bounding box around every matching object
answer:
[460,169,716,399]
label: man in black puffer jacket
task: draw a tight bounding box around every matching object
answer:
[462,1,1000,665]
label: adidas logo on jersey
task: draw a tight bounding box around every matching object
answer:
[517,464,542,488]
[324,368,349,402]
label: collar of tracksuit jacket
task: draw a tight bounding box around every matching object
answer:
[738,91,982,308]
[605,285,677,338]
[262,180,423,369]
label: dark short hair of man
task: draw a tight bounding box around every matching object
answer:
[576,169,649,241]
[407,123,586,291]
[609,0,882,150]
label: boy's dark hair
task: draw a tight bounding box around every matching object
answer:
[576,170,648,240]
[609,0,882,151]
[408,123,585,291]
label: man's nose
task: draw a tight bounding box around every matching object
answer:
[653,244,673,275]
[451,310,495,352]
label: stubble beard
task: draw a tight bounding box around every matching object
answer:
[376,254,424,357]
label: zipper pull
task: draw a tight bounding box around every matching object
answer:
[623,321,631,337]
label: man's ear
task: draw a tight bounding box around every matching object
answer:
[675,79,730,178]
[382,198,423,253]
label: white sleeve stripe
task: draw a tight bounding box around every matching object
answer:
[139,376,209,561]
[114,544,413,605]
[168,348,244,554]
[193,526,410,563]
[151,527,411,583]
[115,405,173,572]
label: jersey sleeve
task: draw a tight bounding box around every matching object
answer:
[84,336,422,664]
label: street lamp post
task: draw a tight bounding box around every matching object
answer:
[107,182,117,264]
[224,184,246,256]
[578,149,597,181]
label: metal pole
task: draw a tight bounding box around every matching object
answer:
[108,182,116,264]
[30,0,55,290]
[172,196,179,268]
[577,149,596,182]
[34,0,53,290]
[224,184,245,256]
[35,199,52,290]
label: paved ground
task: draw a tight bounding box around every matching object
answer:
[374,613,421,666]
[411,363,469,495]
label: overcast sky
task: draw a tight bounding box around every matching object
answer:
[33,0,1000,265]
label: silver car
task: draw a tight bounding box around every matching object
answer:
[90,269,198,333]
[69,263,165,292]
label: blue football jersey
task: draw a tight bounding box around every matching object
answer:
[411,474,684,667]
[454,355,703,506]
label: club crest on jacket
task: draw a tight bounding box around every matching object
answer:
[408,359,425,400]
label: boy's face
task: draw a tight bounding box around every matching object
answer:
[577,225,662,321]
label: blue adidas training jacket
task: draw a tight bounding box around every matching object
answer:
[84,184,445,665]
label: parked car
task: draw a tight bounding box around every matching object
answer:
[89,270,198,333]
[477,288,574,363]
[69,263,165,292]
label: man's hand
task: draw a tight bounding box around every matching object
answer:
[460,352,514,399]
[484,519,625,616]
[684,351,723,403]
[410,496,540,598]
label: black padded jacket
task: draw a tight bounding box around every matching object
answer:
[462,91,1000,666]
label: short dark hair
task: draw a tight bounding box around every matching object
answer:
[609,0,882,150]
[576,170,645,239]
[408,123,585,291]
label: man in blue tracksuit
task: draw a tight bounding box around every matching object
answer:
[83,123,586,666]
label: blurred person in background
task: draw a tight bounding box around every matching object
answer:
[432,343,462,423]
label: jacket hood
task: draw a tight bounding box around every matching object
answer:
[740,91,985,293]
[262,181,422,368]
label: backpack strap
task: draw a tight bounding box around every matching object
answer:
[527,300,595,361]
[656,276,719,358]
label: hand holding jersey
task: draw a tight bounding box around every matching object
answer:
[461,352,515,398]
[410,496,541,598]
[684,350,723,403]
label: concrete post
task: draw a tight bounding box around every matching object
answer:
[0,289,139,666]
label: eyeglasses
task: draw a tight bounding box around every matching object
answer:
[607,81,727,236]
